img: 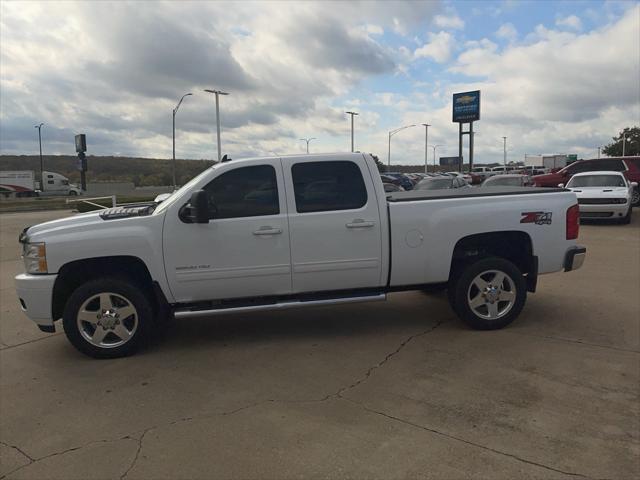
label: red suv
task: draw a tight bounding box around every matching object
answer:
[532,156,640,206]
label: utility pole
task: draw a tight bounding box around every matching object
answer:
[299,137,316,154]
[597,146,601,158]
[204,89,229,161]
[172,93,192,189]
[421,124,430,173]
[345,111,358,152]
[622,131,628,157]
[34,123,44,191]
[502,136,507,167]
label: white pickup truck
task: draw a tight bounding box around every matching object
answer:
[15,153,586,358]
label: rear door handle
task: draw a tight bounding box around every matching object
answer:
[346,219,375,228]
[253,227,283,235]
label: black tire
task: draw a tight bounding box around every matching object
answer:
[68,190,78,196]
[448,256,527,330]
[620,207,632,224]
[62,277,153,358]
[631,188,639,208]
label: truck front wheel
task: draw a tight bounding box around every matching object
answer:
[449,257,526,330]
[62,277,153,358]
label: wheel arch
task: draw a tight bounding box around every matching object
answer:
[52,256,167,321]
[449,231,537,292]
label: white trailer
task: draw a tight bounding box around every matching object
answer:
[0,170,80,197]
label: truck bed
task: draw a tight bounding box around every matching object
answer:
[387,186,565,202]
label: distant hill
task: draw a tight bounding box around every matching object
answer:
[0,155,215,186]
[0,154,505,186]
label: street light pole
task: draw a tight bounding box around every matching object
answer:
[597,146,601,158]
[172,93,192,189]
[345,111,358,152]
[502,136,507,167]
[34,123,44,191]
[387,124,416,170]
[430,144,443,171]
[299,137,316,154]
[421,123,430,173]
[204,89,229,162]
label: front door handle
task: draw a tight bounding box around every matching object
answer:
[346,219,375,229]
[253,227,283,235]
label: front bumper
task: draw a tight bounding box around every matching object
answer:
[578,203,628,218]
[564,246,586,272]
[14,273,57,327]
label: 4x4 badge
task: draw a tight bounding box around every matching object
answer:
[521,211,552,225]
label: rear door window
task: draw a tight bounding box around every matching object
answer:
[291,161,367,213]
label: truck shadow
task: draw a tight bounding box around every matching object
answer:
[151,291,458,354]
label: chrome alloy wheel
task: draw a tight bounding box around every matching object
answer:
[76,292,138,348]
[632,189,639,206]
[467,270,517,320]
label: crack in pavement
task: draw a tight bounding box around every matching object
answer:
[339,396,596,480]
[0,333,63,351]
[0,436,134,479]
[505,330,639,354]
[327,319,446,400]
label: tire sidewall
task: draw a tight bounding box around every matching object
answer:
[62,277,153,358]
[451,257,527,330]
[631,187,639,208]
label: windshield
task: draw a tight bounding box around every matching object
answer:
[416,178,452,190]
[568,175,626,188]
[483,176,522,187]
[153,164,219,214]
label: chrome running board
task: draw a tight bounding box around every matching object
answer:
[173,293,387,319]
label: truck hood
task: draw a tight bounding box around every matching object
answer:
[24,211,103,240]
[23,205,155,242]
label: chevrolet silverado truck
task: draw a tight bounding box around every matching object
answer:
[15,153,586,358]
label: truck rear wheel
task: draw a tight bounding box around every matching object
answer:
[449,257,526,330]
[62,277,153,358]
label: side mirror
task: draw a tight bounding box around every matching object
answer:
[631,182,638,188]
[558,183,564,188]
[189,190,210,224]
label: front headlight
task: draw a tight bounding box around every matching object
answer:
[23,242,48,274]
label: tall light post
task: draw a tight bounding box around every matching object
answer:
[421,123,430,173]
[34,123,44,190]
[502,136,507,167]
[387,124,416,170]
[204,89,229,162]
[345,111,358,152]
[597,146,601,158]
[300,137,316,154]
[430,144,443,171]
[172,93,192,189]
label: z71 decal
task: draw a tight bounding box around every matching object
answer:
[521,211,552,225]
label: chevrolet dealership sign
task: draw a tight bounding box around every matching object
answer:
[453,90,480,123]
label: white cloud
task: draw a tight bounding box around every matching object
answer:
[414,31,455,63]
[495,23,517,41]
[556,14,583,30]
[0,0,437,158]
[433,14,465,30]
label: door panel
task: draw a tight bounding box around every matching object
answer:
[163,160,292,302]
[282,156,383,293]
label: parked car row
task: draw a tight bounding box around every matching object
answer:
[533,156,640,207]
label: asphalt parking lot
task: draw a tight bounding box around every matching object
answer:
[1,210,638,480]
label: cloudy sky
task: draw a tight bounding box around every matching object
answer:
[1,0,638,165]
